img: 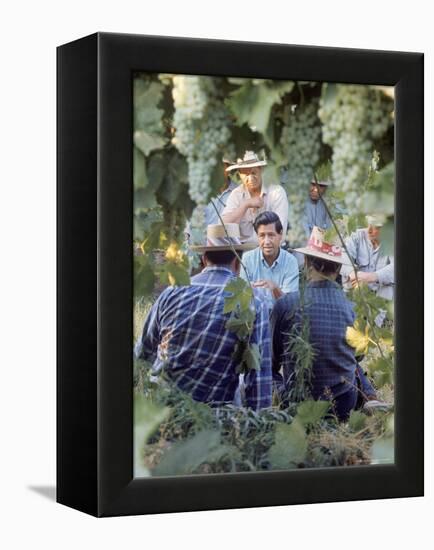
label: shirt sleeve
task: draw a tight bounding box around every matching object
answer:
[270,186,289,234]
[280,254,299,293]
[244,295,272,410]
[345,231,359,262]
[221,188,241,216]
[376,259,394,286]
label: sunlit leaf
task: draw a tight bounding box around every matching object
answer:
[346,323,371,355]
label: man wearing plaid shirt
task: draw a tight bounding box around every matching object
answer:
[271,226,380,420]
[137,224,272,410]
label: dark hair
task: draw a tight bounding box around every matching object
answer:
[253,211,283,234]
[203,250,242,265]
[306,255,341,275]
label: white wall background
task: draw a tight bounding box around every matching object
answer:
[1,1,431,548]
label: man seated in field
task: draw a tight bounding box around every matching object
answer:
[240,211,299,309]
[342,214,394,301]
[302,179,333,238]
[136,224,272,410]
[222,151,289,244]
[271,227,381,420]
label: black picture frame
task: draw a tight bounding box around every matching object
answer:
[57,32,424,517]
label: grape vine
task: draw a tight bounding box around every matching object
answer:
[318,84,393,214]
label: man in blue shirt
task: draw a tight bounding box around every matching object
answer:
[240,211,299,309]
[271,226,379,420]
[137,223,272,410]
[302,180,332,239]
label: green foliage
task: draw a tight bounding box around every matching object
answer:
[227,79,294,134]
[348,410,367,432]
[134,255,156,298]
[223,278,254,314]
[297,400,330,428]
[153,430,235,476]
[134,393,170,477]
[133,78,167,156]
[225,308,255,339]
[268,419,308,469]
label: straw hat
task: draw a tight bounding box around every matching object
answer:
[366,214,385,227]
[294,226,352,265]
[190,223,257,253]
[226,151,267,172]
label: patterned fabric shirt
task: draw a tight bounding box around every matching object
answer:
[222,182,289,244]
[137,267,272,410]
[240,247,299,309]
[270,280,358,399]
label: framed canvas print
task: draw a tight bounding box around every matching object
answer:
[57,32,423,517]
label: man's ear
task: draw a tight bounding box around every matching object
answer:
[233,257,241,275]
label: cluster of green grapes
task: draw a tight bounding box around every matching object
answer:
[319,84,393,213]
[171,76,231,205]
[279,101,322,245]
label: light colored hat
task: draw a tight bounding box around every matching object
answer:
[190,223,257,253]
[294,226,352,265]
[226,151,267,172]
[310,179,331,187]
[366,214,385,227]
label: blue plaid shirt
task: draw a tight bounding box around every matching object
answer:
[271,280,357,399]
[138,267,272,409]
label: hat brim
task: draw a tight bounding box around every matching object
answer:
[226,160,267,172]
[293,246,352,266]
[190,243,257,253]
[310,180,331,186]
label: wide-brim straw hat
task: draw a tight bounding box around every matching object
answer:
[294,226,352,266]
[226,151,267,172]
[366,214,385,227]
[190,223,257,253]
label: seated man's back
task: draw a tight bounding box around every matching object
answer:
[138,265,272,410]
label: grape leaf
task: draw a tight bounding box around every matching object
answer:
[223,278,253,313]
[153,430,234,476]
[242,343,261,372]
[225,308,255,339]
[296,399,330,427]
[268,419,307,469]
[134,393,170,478]
[134,255,156,297]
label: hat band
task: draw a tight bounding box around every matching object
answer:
[207,236,243,247]
[307,236,342,258]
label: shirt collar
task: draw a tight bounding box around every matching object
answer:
[307,279,341,289]
[260,248,281,269]
[202,266,234,276]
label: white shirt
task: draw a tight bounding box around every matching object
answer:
[222,183,289,244]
